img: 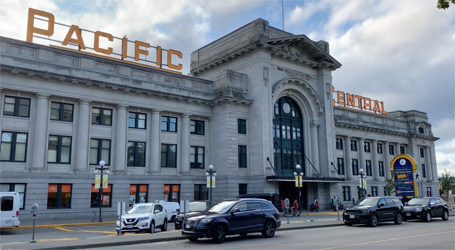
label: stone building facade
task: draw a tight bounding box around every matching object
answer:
[0,19,439,221]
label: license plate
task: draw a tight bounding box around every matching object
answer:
[185,224,191,229]
[349,215,355,219]
[406,213,411,216]
[127,225,133,228]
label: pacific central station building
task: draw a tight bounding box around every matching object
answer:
[0,18,439,220]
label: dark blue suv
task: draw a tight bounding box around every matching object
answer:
[181,198,281,243]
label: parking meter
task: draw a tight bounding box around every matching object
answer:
[31,204,39,217]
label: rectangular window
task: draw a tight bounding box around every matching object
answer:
[389,145,395,155]
[128,112,146,129]
[352,159,359,175]
[194,184,207,201]
[400,146,405,154]
[47,184,72,209]
[238,119,247,134]
[190,146,205,169]
[350,140,357,151]
[377,143,383,154]
[379,161,384,177]
[90,139,111,165]
[366,160,372,176]
[127,141,146,167]
[164,184,180,202]
[3,96,30,117]
[48,135,72,163]
[238,145,247,168]
[342,186,351,201]
[422,164,426,178]
[91,107,112,126]
[420,147,425,158]
[161,144,177,168]
[336,138,343,150]
[364,142,371,153]
[239,184,248,195]
[129,184,148,205]
[190,120,205,135]
[371,186,378,197]
[337,158,345,175]
[91,184,112,207]
[50,102,73,122]
[161,116,177,132]
[0,183,26,209]
[0,132,28,162]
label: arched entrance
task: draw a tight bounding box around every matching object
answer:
[273,96,304,176]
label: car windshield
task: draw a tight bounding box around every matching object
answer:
[208,201,237,213]
[408,198,429,206]
[126,205,154,214]
[356,197,380,206]
[189,202,207,212]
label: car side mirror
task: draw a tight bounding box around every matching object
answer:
[231,208,240,214]
[154,209,160,213]
[378,203,385,207]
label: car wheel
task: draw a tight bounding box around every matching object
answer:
[149,221,155,234]
[369,214,378,227]
[212,224,226,244]
[188,237,198,242]
[394,213,403,225]
[261,220,276,238]
[344,222,353,226]
[424,211,431,222]
[161,219,168,231]
[442,210,449,221]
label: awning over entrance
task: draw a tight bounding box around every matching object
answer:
[266,175,345,183]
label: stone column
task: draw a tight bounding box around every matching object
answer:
[344,136,352,180]
[372,140,379,180]
[384,141,391,179]
[150,110,161,173]
[180,114,190,174]
[115,105,127,173]
[31,93,49,171]
[310,122,320,176]
[75,99,90,172]
[425,147,433,181]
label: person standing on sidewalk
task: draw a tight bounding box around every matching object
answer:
[313,197,319,212]
[292,199,299,216]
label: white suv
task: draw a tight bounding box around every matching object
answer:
[116,203,168,234]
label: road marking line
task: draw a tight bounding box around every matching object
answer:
[54,227,116,235]
[36,238,78,242]
[316,230,455,250]
[55,227,74,232]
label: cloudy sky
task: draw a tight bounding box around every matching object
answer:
[1,0,454,176]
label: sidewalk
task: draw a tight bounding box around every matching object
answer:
[1,211,344,250]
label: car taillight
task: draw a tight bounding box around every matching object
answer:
[16,210,19,216]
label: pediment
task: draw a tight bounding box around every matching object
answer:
[261,35,341,69]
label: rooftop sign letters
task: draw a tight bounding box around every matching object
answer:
[26,8,183,74]
[332,86,387,115]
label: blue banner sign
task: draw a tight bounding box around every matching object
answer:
[391,154,418,199]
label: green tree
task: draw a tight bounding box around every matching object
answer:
[437,0,455,9]
[440,169,453,197]
[385,171,396,196]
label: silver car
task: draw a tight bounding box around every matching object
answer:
[116,203,168,234]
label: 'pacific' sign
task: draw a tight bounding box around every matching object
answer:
[26,8,183,74]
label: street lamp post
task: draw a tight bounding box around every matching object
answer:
[359,168,366,199]
[205,165,216,205]
[294,164,303,215]
[94,160,109,222]
[415,173,421,197]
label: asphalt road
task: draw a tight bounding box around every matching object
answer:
[85,219,455,250]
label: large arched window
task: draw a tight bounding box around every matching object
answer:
[273,97,304,176]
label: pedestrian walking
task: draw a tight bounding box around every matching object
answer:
[292,199,299,216]
[313,197,319,212]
